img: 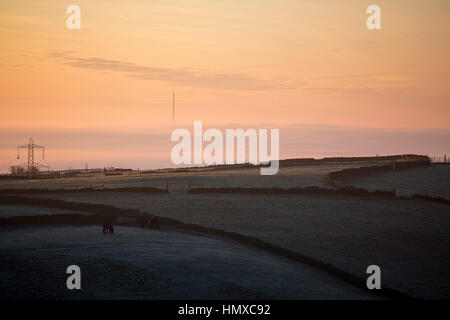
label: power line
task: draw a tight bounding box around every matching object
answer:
[0,158,18,171]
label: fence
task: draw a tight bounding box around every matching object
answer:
[429,155,448,163]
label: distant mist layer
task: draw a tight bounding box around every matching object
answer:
[0,124,449,172]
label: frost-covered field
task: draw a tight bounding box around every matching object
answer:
[0,204,87,218]
[18,191,450,299]
[0,162,385,192]
[1,161,449,299]
[343,164,450,199]
[0,225,371,300]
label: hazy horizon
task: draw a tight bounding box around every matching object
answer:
[1,123,448,172]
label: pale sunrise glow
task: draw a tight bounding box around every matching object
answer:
[1,0,449,170]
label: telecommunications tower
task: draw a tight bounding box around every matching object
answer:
[172,89,175,123]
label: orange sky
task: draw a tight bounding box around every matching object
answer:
[0,0,449,170]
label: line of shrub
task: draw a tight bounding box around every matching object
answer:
[411,194,450,205]
[280,154,428,166]
[0,186,168,194]
[188,185,397,198]
[0,195,139,217]
[325,159,431,185]
[187,185,449,205]
[0,213,116,226]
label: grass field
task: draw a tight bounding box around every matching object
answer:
[343,164,450,198]
[1,161,449,299]
[0,162,388,192]
[0,225,372,299]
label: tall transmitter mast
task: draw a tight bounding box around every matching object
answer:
[172,89,175,123]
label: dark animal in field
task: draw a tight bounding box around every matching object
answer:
[103,223,114,234]
[149,217,160,229]
[102,215,117,234]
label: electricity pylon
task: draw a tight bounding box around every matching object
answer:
[17,137,47,174]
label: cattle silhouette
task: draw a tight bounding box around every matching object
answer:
[103,223,114,234]
[102,216,117,234]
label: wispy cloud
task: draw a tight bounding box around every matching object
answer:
[310,73,379,81]
[48,51,294,91]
